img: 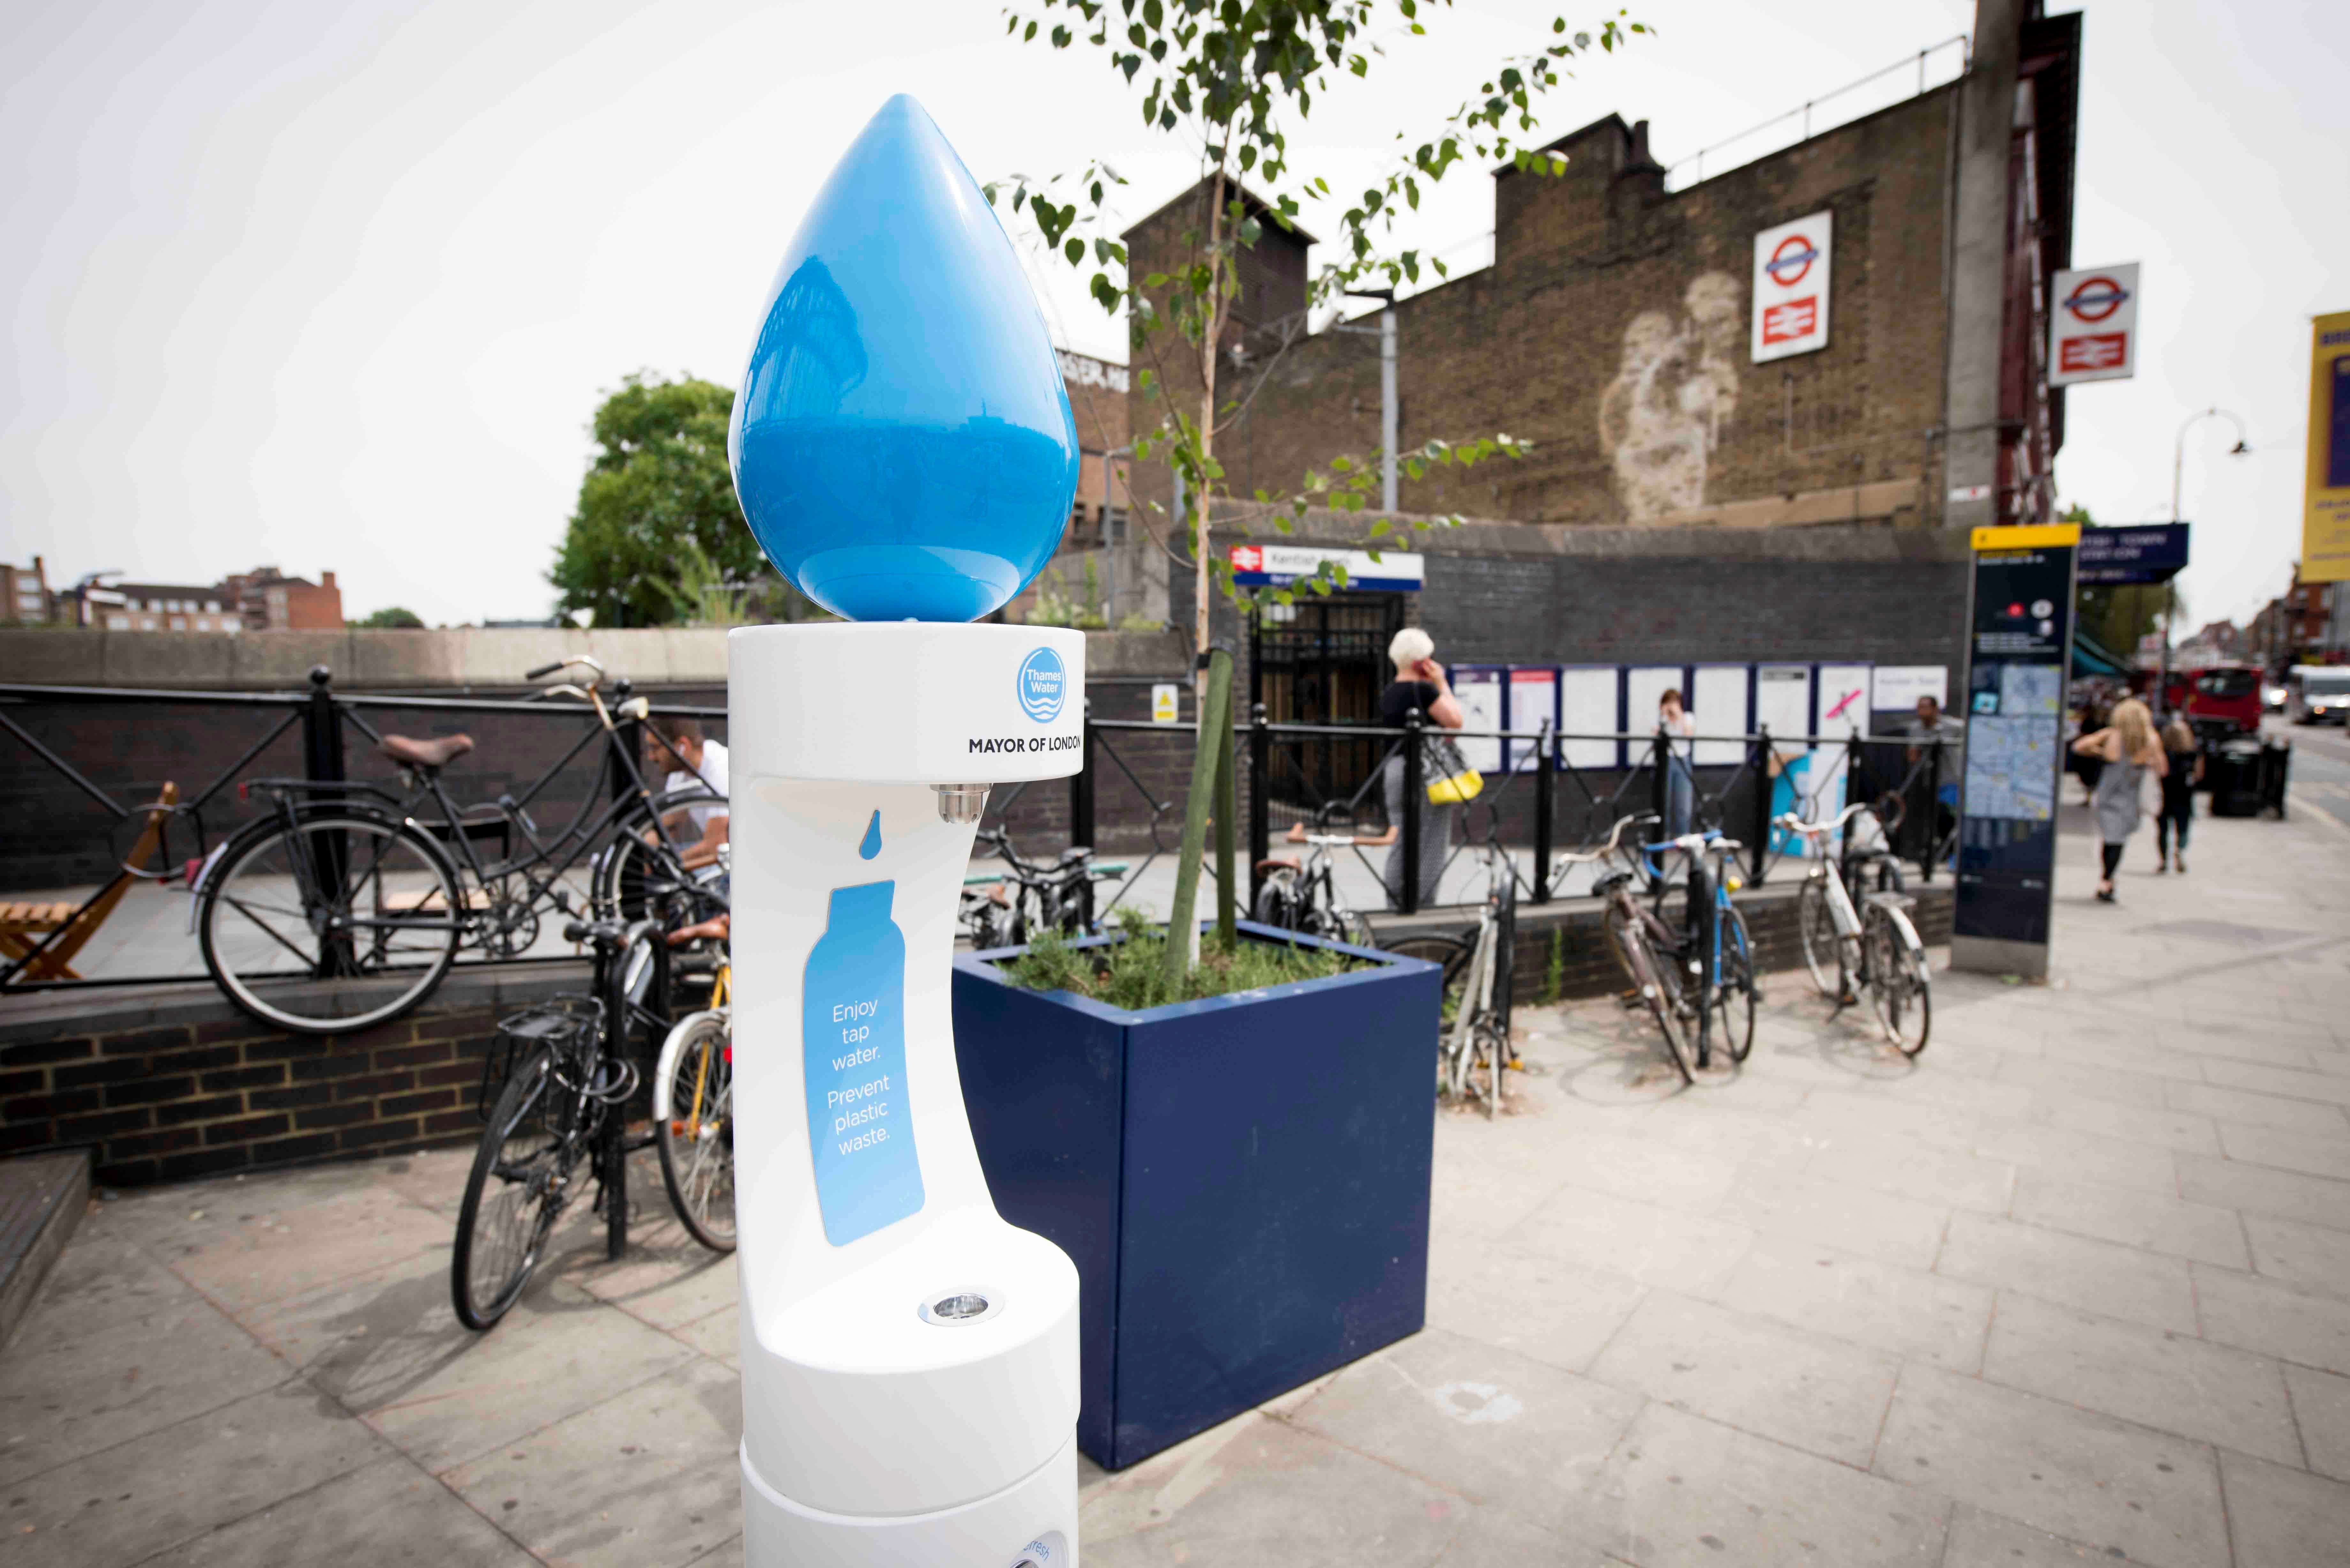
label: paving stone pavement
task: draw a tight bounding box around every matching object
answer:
[5,802,2350,1565]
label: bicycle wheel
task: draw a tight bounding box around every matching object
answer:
[1707,905,1757,1065]
[1384,933,1472,1091]
[200,810,463,1035]
[1796,875,1843,1000]
[593,788,724,929]
[656,1010,736,1252]
[1610,906,1696,1085]
[1864,904,1933,1057]
[453,1049,582,1330]
[1470,1017,1508,1119]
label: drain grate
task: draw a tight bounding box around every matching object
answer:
[2137,920,2313,947]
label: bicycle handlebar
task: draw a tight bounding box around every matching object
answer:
[1775,801,1873,837]
[1554,811,1649,866]
[526,654,607,683]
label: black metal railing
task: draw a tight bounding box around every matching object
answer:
[0,669,723,990]
[3,671,1956,991]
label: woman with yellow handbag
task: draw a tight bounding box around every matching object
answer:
[1367,628,1473,910]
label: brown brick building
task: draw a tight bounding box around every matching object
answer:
[63,566,345,632]
[1105,0,2081,707]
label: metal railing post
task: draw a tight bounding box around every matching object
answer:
[1921,739,1942,882]
[1070,698,1095,849]
[1749,726,1773,887]
[1841,730,1861,860]
[1247,701,1270,911]
[1532,721,1555,904]
[1649,727,1669,829]
[301,665,344,790]
[1400,712,1423,915]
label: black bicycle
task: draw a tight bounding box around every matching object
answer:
[958,825,1114,948]
[197,655,722,1033]
[451,916,671,1331]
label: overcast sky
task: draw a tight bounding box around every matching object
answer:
[3,0,2342,631]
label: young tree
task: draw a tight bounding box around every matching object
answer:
[353,606,425,629]
[996,0,1644,971]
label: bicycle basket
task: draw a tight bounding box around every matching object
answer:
[477,996,602,1119]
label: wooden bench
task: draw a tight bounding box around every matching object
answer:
[0,782,179,985]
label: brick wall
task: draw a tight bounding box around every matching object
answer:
[0,970,581,1186]
[1124,93,1958,533]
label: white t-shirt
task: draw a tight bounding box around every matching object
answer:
[665,738,730,835]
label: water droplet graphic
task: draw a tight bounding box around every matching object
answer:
[730,95,1079,623]
[858,810,883,860]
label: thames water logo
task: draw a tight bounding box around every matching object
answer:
[1015,647,1066,723]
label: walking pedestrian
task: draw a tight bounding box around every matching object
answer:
[2069,697,2168,903]
[2155,713,2203,874]
[1658,688,1697,839]
[1370,628,1466,910]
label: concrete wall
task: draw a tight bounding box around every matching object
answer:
[0,625,1188,693]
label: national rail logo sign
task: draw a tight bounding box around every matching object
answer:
[2050,262,2141,386]
[1751,210,1832,364]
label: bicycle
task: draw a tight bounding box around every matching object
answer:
[656,923,735,1254]
[957,825,1119,948]
[1779,800,1933,1055]
[198,655,723,1034]
[1556,813,1700,1084]
[1384,830,1518,1117]
[1251,808,1376,949]
[1640,826,1756,1073]
[452,915,672,1331]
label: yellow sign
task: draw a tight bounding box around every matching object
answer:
[1970,523,2082,552]
[2304,311,2350,584]
[1150,683,1180,724]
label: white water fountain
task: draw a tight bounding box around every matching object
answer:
[723,95,1087,1566]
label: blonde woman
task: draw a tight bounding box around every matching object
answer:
[1373,627,1465,910]
[2069,696,2168,902]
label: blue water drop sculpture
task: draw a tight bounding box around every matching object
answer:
[858,810,883,860]
[730,95,1081,623]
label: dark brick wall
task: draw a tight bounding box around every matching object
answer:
[0,997,512,1186]
[1420,553,1970,668]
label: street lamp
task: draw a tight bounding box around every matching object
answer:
[2162,407,2252,709]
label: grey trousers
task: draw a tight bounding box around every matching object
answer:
[1382,753,1455,910]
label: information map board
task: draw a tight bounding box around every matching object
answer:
[1952,523,2081,978]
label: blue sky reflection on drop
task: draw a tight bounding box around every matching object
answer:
[859,810,883,861]
[728,94,1079,625]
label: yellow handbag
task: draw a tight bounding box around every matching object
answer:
[1424,735,1484,804]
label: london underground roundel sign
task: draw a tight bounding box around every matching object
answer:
[1751,210,1832,364]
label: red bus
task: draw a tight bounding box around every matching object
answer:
[2158,664,2264,737]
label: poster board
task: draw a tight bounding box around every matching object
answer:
[1815,663,1873,736]
[2305,310,2350,584]
[1691,664,1751,765]
[1448,666,1505,775]
[1754,664,1812,749]
[1624,666,1686,758]
[1504,666,1558,772]
[1559,666,1619,770]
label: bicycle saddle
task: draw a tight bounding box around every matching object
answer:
[1255,855,1300,873]
[563,918,628,946]
[380,733,475,769]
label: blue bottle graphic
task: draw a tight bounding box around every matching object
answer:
[802,880,923,1244]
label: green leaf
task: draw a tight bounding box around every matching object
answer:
[1065,237,1085,264]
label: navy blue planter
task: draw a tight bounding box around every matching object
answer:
[951,922,1441,1470]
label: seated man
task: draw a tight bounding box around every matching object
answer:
[648,716,730,870]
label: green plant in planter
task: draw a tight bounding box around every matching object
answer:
[995,0,1646,979]
[1000,907,1359,1010]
